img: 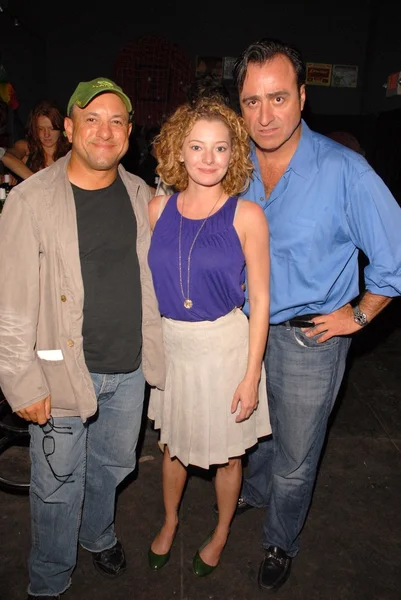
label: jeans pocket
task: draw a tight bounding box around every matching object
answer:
[293,328,339,349]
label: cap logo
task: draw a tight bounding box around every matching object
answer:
[93,80,115,89]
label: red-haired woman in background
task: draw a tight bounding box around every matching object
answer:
[5,100,71,179]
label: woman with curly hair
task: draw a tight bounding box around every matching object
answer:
[147,97,271,576]
[6,99,70,178]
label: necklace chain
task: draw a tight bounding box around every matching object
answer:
[178,192,222,309]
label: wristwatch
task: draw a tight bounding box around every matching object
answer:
[353,305,368,327]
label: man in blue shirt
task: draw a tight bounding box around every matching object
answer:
[232,38,401,592]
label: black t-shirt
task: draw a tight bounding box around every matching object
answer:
[72,175,142,373]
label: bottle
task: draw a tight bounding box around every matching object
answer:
[0,186,6,213]
[3,173,11,197]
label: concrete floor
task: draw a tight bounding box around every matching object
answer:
[1,300,400,600]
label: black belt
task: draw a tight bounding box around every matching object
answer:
[275,314,321,328]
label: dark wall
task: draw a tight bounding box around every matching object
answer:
[0,2,46,135]
[2,0,401,200]
[1,0,376,122]
[360,3,401,114]
[45,4,371,118]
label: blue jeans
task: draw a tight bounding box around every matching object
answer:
[28,367,145,596]
[242,325,351,557]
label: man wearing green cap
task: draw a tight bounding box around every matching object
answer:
[0,78,165,599]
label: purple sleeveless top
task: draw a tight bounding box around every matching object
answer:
[148,193,245,322]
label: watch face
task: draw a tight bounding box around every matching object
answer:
[354,307,367,326]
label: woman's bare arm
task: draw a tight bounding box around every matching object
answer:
[6,139,29,161]
[1,151,34,180]
[232,200,270,422]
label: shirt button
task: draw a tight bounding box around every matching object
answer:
[61,295,67,302]
[67,339,74,347]
[260,197,264,202]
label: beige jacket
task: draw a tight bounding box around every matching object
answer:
[0,153,165,420]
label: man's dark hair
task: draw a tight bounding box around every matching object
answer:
[233,38,306,93]
[186,74,231,107]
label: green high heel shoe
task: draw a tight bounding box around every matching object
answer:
[148,546,171,571]
[148,526,178,571]
[192,529,229,577]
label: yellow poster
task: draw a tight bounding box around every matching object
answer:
[306,63,332,86]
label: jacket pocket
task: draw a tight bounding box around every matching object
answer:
[38,358,78,411]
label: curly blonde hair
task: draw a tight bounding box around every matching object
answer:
[153,98,253,196]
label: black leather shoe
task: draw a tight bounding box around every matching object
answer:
[258,546,292,592]
[213,496,255,516]
[92,540,126,578]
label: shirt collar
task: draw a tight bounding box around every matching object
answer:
[250,119,318,181]
[288,119,318,179]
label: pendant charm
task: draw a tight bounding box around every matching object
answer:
[184,298,193,309]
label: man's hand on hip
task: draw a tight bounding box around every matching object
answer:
[16,396,51,424]
[303,304,360,342]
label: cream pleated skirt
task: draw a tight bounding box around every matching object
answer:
[148,308,271,469]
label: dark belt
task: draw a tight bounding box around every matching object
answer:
[275,313,321,328]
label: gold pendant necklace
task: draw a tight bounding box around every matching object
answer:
[178,192,223,309]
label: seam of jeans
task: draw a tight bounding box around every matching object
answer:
[73,427,88,550]
[30,488,40,551]
[29,429,41,551]
[90,372,111,397]
[98,373,108,395]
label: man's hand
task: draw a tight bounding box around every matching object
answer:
[16,396,51,425]
[303,303,361,343]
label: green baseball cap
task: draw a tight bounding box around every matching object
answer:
[67,77,133,117]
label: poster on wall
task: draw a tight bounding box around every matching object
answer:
[331,64,358,88]
[222,57,237,80]
[195,56,223,79]
[306,63,332,86]
[386,71,401,97]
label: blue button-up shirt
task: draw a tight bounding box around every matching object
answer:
[240,120,401,323]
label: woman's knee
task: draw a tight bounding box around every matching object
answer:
[221,456,242,472]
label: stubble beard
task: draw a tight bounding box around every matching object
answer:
[254,117,302,154]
